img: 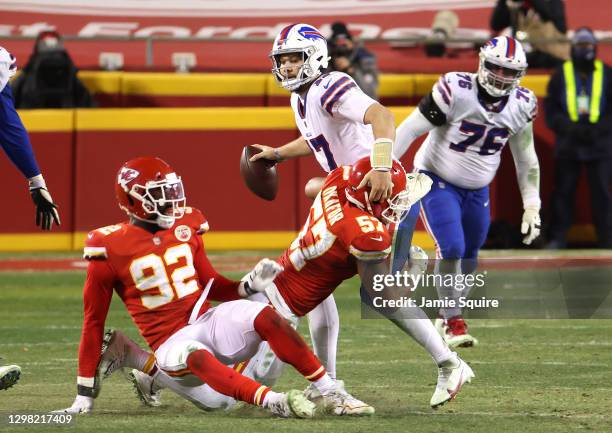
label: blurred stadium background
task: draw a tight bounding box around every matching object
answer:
[1,2,611,431]
[0,0,610,251]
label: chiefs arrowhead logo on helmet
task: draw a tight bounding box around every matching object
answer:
[118,167,140,190]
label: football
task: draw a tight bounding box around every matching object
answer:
[240,145,279,201]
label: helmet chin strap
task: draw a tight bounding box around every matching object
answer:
[476,80,504,102]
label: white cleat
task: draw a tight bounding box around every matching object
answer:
[319,381,375,416]
[128,369,162,407]
[98,329,142,379]
[0,364,21,391]
[431,355,475,408]
[268,390,315,418]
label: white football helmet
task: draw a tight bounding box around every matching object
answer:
[477,36,527,98]
[270,24,329,92]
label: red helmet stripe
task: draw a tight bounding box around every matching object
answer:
[277,24,295,47]
[505,36,516,59]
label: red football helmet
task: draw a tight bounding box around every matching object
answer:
[345,157,411,224]
[115,156,186,229]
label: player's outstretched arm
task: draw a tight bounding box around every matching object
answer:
[0,48,61,230]
[249,136,312,163]
[238,258,283,297]
[509,122,541,245]
[54,260,114,414]
[394,104,438,159]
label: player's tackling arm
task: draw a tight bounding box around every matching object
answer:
[509,121,542,245]
[250,136,312,163]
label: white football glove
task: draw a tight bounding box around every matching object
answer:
[238,258,283,297]
[406,173,433,206]
[52,395,94,414]
[521,207,541,245]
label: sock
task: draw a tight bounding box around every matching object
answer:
[186,349,270,406]
[121,334,154,372]
[253,306,326,381]
[262,390,284,408]
[152,370,235,410]
[390,317,454,365]
[313,374,336,395]
[307,295,339,379]
[434,258,463,319]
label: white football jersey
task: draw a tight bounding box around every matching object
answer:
[414,72,537,189]
[290,71,377,172]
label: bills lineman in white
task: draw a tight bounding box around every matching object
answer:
[394,36,542,347]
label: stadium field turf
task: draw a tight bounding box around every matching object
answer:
[1,250,611,432]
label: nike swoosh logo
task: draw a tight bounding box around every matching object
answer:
[370,236,384,242]
[323,78,333,89]
[483,201,489,207]
[87,233,94,239]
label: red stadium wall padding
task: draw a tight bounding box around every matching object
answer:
[73,129,300,233]
[1,131,74,234]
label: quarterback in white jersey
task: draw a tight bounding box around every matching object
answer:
[250,23,396,200]
[394,36,542,347]
[246,23,397,393]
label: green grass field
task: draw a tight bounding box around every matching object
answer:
[1,251,611,432]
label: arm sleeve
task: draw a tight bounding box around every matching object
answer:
[508,122,541,210]
[77,260,115,380]
[394,105,437,159]
[349,232,392,262]
[193,236,241,302]
[0,85,41,179]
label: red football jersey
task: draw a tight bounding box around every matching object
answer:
[275,166,392,316]
[77,207,240,379]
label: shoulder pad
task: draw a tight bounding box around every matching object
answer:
[335,208,392,260]
[181,207,210,234]
[82,225,122,260]
[319,72,358,115]
[514,86,538,121]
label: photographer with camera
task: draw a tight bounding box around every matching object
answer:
[327,22,379,100]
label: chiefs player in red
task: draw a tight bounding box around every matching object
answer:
[128,157,475,412]
[245,157,475,409]
[55,156,368,417]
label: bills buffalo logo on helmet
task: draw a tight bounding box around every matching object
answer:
[298,26,325,41]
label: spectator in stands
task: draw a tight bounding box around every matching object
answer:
[490,0,569,68]
[327,22,379,100]
[11,31,94,109]
[545,27,612,248]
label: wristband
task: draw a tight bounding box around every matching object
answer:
[28,174,46,190]
[371,138,393,170]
